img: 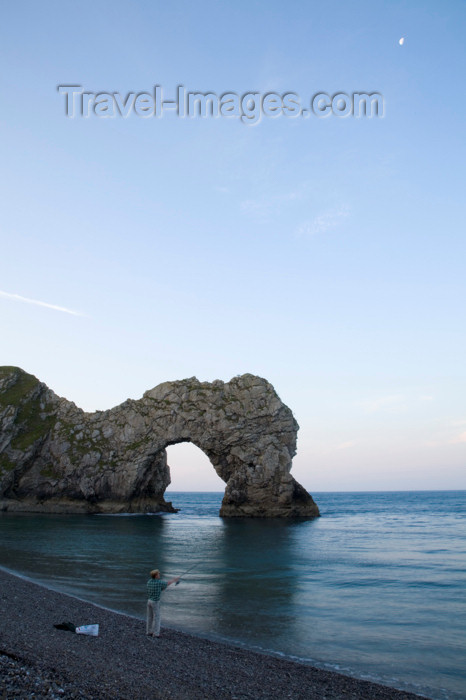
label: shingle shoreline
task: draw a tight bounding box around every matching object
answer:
[0,568,427,699]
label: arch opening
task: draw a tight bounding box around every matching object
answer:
[165,442,225,493]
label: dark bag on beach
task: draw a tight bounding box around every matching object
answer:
[54,621,76,633]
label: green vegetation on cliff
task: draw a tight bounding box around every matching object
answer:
[0,367,40,407]
[0,367,56,450]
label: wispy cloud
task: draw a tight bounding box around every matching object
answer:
[422,419,466,448]
[240,186,307,220]
[357,392,436,415]
[297,206,349,237]
[451,431,466,444]
[357,394,406,414]
[450,421,466,444]
[239,180,317,221]
[0,290,85,317]
[335,440,357,450]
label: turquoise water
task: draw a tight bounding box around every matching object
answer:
[0,491,465,699]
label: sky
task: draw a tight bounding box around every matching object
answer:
[1,0,465,492]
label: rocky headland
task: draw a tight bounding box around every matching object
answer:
[0,367,319,517]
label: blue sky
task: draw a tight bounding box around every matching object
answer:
[1,0,465,491]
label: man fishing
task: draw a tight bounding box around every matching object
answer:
[146,569,180,638]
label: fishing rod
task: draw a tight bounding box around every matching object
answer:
[175,563,197,585]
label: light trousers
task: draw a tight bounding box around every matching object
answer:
[146,599,161,636]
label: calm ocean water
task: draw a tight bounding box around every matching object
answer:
[0,491,465,699]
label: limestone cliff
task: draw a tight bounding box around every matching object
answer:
[0,367,319,517]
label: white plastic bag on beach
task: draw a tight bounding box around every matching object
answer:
[75,624,99,636]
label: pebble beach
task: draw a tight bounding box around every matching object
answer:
[0,568,427,700]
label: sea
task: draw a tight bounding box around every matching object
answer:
[0,491,465,700]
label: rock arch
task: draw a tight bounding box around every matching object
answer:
[0,367,319,517]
